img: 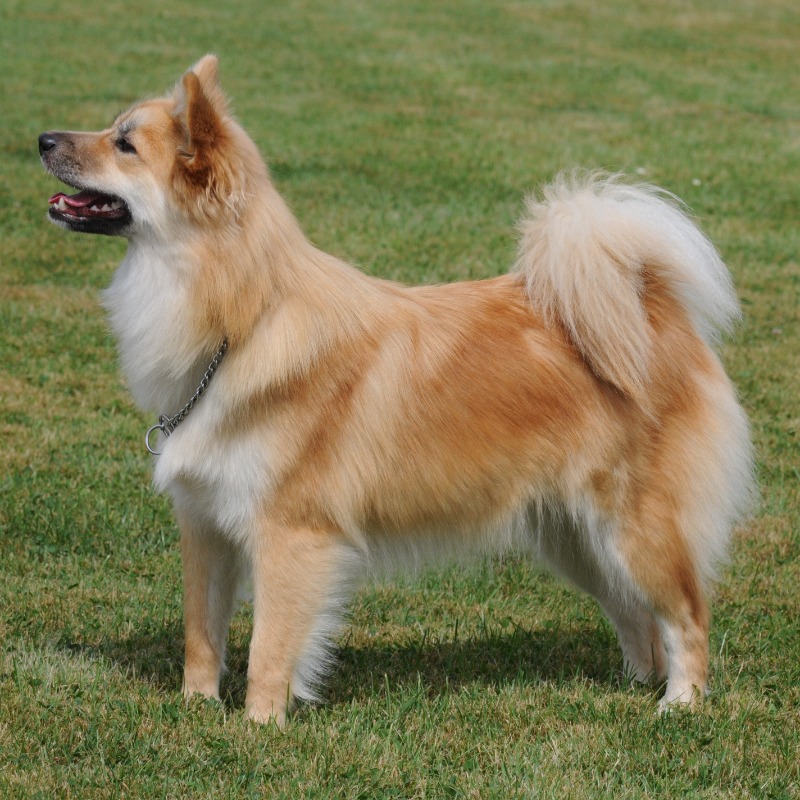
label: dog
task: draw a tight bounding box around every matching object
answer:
[39,55,754,725]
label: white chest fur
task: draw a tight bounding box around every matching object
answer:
[152,403,274,543]
[104,244,275,542]
[102,243,206,414]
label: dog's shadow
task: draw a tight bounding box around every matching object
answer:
[90,617,626,712]
[327,621,626,706]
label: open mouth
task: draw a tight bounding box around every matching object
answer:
[48,188,132,235]
[49,189,127,219]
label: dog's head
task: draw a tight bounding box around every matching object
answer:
[39,55,249,239]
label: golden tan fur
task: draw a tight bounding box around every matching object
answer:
[40,56,754,725]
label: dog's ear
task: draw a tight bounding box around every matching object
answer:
[185,55,230,120]
[172,56,242,219]
[175,55,228,175]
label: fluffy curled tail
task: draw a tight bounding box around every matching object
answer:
[513,172,741,403]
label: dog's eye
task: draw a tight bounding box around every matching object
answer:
[115,137,137,155]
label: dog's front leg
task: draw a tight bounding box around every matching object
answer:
[245,523,352,726]
[178,508,241,702]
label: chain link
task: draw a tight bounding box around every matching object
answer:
[145,338,228,455]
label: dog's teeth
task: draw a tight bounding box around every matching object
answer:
[57,198,67,211]
[110,200,123,210]
[101,204,111,212]
[90,205,99,212]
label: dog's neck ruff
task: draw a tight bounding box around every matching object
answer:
[145,339,229,455]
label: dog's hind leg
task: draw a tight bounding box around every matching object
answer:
[532,512,667,686]
[599,597,667,684]
[626,544,711,709]
[534,466,717,705]
[245,524,359,726]
[612,499,713,710]
[178,509,243,702]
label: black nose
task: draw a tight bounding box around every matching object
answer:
[38,132,59,155]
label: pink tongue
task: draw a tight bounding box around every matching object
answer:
[48,189,105,208]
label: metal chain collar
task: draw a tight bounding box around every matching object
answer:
[145,338,229,455]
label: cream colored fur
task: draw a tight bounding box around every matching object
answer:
[41,56,755,724]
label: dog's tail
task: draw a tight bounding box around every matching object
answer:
[513,172,740,404]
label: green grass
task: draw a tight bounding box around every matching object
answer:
[2,0,799,797]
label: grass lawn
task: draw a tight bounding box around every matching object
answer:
[1,0,799,797]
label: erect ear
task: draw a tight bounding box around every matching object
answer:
[187,54,229,116]
[174,55,229,172]
[172,56,242,218]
